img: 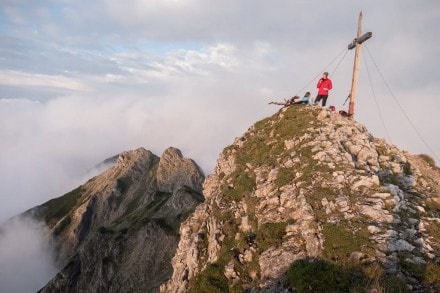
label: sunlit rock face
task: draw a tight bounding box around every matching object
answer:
[163,106,440,293]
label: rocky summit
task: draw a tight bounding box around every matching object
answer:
[22,105,440,292]
[28,147,205,293]
[162,106,440,292]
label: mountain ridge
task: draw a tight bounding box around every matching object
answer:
[14,105,440,292]
[29,146,205,292]
[162,105,440,292]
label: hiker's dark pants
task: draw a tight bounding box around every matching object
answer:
[315,95,328,106]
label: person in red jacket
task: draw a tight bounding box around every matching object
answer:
[314,72,332,107]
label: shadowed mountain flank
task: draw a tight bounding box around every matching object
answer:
[30,147,204,293]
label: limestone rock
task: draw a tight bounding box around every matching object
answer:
[388,239,415,252]
[31,147,205,293]
[163,106,440,292]
[162,106,440,292]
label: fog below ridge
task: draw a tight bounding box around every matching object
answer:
[0,217,58,293]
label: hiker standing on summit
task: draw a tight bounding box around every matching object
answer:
[314,72,332,107]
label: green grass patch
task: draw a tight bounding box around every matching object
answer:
[275,167,296,188]
[425,199,440,216]
[286,258,365,292]
[233,106,319,169]
[399,258,440,286]
[322,222,370,263]
[256,221,288,253]
[287,259,411,293]
[306,187,339,222]
[38,187,83,225]
[295,146,331,184]
[399,253,425,280]
[222,169,256,202]
[109,191,173,233]
[272,107,315,139]
[235,134,276,167]
[312,187,339,202]
[378,273,410,292]
[254,116,272,131]
[189,263,229,293]
[425,262,440,285]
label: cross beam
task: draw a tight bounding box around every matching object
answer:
[347,11,372,118]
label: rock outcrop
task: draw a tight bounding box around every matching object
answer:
[29,147,205,293]
[162,106,440,292]
[19,104,440,292]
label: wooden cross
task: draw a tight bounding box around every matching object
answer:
[347,11,372,118]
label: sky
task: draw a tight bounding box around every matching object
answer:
[1,0,440,222]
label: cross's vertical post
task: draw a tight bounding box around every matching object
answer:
[348,11,363,118]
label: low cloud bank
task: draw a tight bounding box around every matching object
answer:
[0,217,58,293]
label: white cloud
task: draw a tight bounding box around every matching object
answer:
[0,70,89,91]
[0,217,58,293]
[0,71,273,221]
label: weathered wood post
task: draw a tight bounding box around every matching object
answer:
[347,11,372,118]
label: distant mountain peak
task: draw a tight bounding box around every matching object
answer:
[34,146,204,293]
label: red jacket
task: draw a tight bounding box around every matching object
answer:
[317,78,332,95]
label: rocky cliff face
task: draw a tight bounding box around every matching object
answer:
[29,147,205,293]
[22,105,440,292]
[162,106,440,292]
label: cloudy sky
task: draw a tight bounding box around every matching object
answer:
[1,0,439,222]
